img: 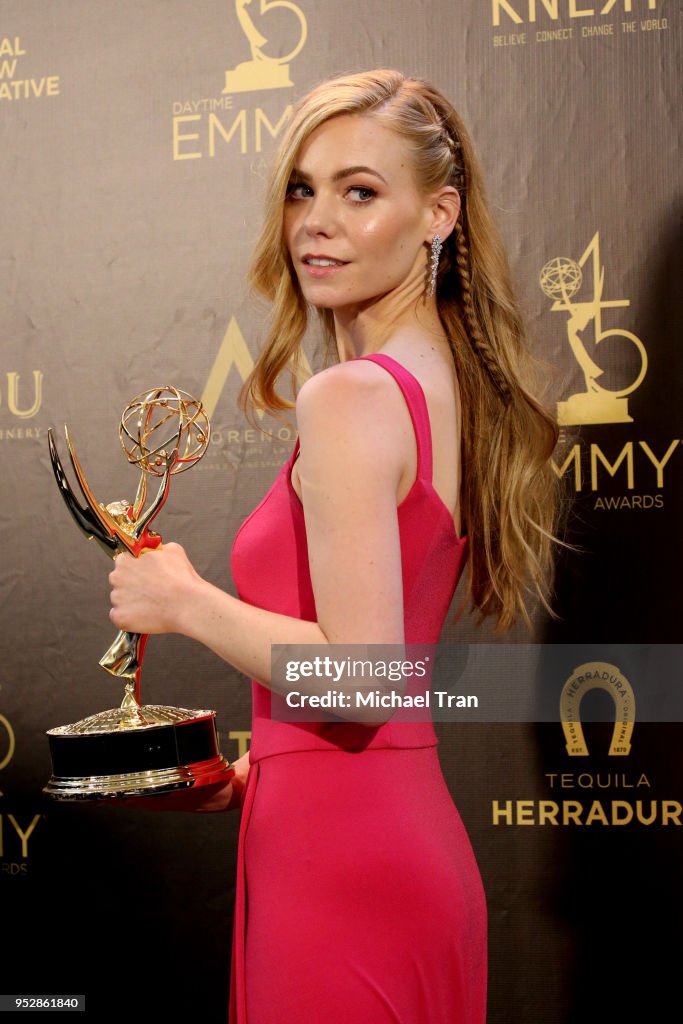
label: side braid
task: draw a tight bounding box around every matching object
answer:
[443,131,466,190]
[453,213,512,404]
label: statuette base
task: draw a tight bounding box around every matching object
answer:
[44,706,232,801]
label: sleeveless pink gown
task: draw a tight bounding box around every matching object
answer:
[229,353,487,1023]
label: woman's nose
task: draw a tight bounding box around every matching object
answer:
[302,192,336,237]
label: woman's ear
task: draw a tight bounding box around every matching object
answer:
[428,186,460,244]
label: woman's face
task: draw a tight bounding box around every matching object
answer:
[283,113,434,312]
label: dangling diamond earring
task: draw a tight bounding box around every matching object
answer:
[428,235,443,298]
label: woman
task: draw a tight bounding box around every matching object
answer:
[109,69,564,1023]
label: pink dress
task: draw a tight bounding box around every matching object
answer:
[229,353,487,1023]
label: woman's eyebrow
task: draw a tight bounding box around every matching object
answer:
[332,165,388,184]
[290,165,388,185]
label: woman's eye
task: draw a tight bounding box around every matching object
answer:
[286,182,313,200]
[347,186,375,203]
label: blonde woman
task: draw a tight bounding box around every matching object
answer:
[109,69,564,1023]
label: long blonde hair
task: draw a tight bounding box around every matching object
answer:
[243,69,569,634]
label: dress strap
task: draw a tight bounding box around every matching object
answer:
[356,353,433,482]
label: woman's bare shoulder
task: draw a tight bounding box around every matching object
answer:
[297,358,396,404]
[297,359,409,429]
[294,360,412,471]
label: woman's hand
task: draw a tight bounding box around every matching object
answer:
[109,753,250,813]
[108,541,202,636]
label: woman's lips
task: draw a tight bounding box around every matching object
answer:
[301,255,349,278]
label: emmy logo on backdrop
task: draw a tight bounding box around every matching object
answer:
[222,0,307,93]
[540,233,647,425]
[0,712,16,797]
[44,386,233,800]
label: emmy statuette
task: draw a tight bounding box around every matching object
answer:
[44,386,234,800]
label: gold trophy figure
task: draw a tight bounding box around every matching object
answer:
[44,386,233,800]
[540,233,648,426]
[222,0,308,93]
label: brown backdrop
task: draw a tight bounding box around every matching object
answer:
[1,1,681,1020]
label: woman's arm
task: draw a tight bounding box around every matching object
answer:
[108,361,410,713]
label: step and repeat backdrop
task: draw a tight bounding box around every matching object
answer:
[1,1,680,1021]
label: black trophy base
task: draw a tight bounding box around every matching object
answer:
[44,705,233,800]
